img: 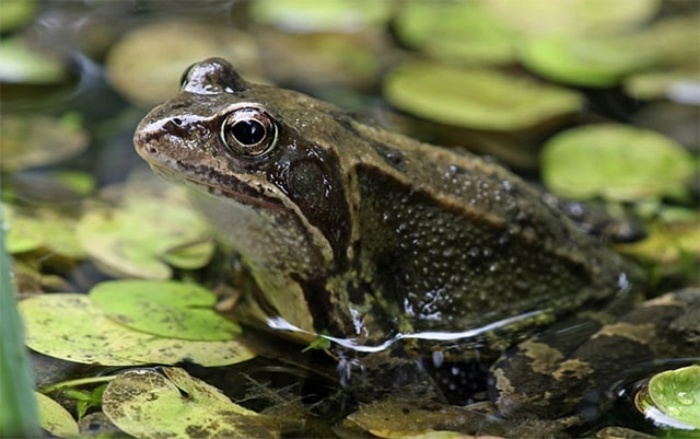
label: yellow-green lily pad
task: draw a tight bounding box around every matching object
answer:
[3,204,85,258]
[518,35,656,87]
[19,293,256,367]
[77,186,214,280]
[36,392,80,438]
[0,113,88,172]
[391,0,515,65]
[0,0,38,33]
[102,367,279,439]
[250,0,390,31]
[90,280,240,341]
[105,21,262,108]
[0,38,67,84]
[383,60,582,131]
[648,365,700,429]
[482,0,660,37]
[541,124,695,201]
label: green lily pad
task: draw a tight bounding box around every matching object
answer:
[0,38,67,84]
[482,0,660,37]
[0,0,38,33]
[77,186,214,280]
[36,392,79,438]
[383,60,582,131]
[90,280,240,341]
[625,70,700,101]
[250,0,390,31]
[105,21,262,108]
[19,293,256,367]
[518,35,656,87]
[3,204,85,258]
[0,113,88,172]
[393,0,515,65]
[649,365,700,429]
[102,367,279,439]
[541,124,695,201]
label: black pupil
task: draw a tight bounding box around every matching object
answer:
[232,120,265,145]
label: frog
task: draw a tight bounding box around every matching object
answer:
[133,58,699,429]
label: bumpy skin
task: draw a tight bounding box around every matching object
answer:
[134,58,639,347]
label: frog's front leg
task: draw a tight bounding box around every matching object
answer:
[489,289,700,422]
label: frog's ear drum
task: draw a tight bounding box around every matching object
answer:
[220,106,279,158]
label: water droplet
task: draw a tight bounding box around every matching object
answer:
[676,391,694,405]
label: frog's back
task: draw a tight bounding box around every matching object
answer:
[345,121,639,338]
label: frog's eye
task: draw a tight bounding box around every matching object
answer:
[220,107,278,158]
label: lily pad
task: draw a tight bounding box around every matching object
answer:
[90,280,240,341]
[102,367,279,439]
[383,60,582,131]
[625,70,700,101]
[19,293,256,367]
[105,21,262,108]
[0,113,88,172]
[648,365,700,429]
[0,38,67,84]
[36,392,79,438]
[390,0,515,65]
[3,204,85,258]
[518,35,656,87]
[250,0,390,32]
[77,186,214,280]
[482,0,660,37]
[0,0,38,33]
[540,124,695,201]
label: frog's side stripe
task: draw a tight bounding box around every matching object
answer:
[489,289,700,421]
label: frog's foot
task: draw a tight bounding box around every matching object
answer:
[489,289,700,422]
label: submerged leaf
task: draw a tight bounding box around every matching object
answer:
[102,368,279,439]
[90,280,241,341]
[19,294,255,367]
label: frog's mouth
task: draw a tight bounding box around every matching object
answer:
[145,159,285,212]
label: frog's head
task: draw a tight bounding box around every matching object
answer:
[134,58,355,282]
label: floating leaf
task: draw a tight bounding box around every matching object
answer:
[391,0,515,65]
[0,38,67,84]
[250,0,390,32]
[19,294,255,367]
[384,61,581,131]
[0,113,88,172]
[541,124,695,201]
[3,204,85,258]
[518,35,656,87]
[77,186,214,280]
[645,365,700,429]
[0,0,39,33]
[482,0,660,37]
[102,368,279,439]
[625,70,700,101]
[105,21,262,108]
[36,392,79,438]
[90,280,240,341]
